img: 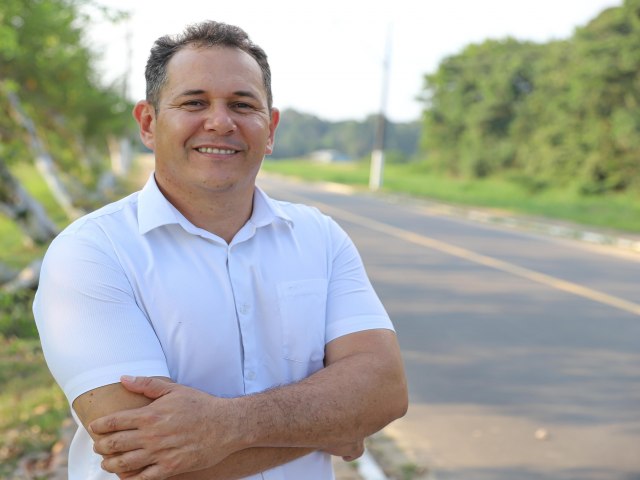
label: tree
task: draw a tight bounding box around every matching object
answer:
[570,0,640,192]
[271,109,420,160]
[418,0,640,194]
[421,39,542,177]
[0,0,133,288]
[0,0,132,192]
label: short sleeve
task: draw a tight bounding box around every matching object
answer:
[33,223,170,404]
[324,219,394,343]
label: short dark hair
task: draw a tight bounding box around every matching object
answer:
[145,21,272,111]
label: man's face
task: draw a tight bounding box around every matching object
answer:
[138,46,279,202]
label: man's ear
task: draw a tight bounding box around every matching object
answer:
[133,100,156,151]
[265,107,280,156]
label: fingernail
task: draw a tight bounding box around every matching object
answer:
[121,375,135,382]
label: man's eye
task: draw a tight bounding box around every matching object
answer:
[233,102,253,109]
[183,100,205,107]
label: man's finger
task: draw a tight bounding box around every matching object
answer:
[100,449,153,474]
[117,462,169,480]
[120,376,174,399]
[93,430,142,455]
[90,409,143,435]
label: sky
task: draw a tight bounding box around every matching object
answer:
[87,0,622,123]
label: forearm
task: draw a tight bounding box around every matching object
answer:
[235,330,407,450]
[168,447,314,480]
[88,330,407,479]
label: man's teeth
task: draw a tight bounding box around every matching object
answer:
[197,147,237,154]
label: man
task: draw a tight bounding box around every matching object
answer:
[34,21,407,480]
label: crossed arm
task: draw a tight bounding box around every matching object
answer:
[73,328,408,480]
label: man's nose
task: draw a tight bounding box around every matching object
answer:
[203,104,236,134]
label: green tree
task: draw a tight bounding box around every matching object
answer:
[0,0,133,287]
[272,109,419,160]
[0,0,132,188]
[570,0,640,192]
[511,0,640,192]
[419,0,640,194]
[421,38,542,177]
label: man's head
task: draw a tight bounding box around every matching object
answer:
[145,21,272,112]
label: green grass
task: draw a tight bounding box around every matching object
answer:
[262,159,640,233]
[0,163,70,474]
[0,291,68,476]
[264,158,371,186]
[10,163,69,227]
[0,163,72,269]
[0,337,68,476]
[0,162,135,475]
[0,217,42,270]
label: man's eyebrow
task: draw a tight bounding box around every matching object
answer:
[174,89,262,103]
[176,89,260,98]
[232,90,260,100]
[177,89,206,97]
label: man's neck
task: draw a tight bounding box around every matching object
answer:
[156,179,254,244]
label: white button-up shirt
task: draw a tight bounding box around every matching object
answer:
[34,175,393,480]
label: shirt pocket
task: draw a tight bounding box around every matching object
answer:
[277,279,328,363]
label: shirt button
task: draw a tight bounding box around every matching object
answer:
[246,370,256,381]
[238,303,250,315]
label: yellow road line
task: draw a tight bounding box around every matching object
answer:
[296,194,640,317]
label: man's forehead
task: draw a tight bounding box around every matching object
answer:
[165,46,263,88]
[153,45,269,109]
[169,45,260,72]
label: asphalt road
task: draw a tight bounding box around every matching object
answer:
[258,173,640,480]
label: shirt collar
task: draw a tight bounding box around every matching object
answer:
[137,173,293,236]
[137,174,181,235]
[251,186,294,229]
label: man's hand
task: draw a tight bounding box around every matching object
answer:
[81,329,407,479]
[90,376,244,479]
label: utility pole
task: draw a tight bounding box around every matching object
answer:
[369,24,392,191]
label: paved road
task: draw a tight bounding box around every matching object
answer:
[258,174,640,480]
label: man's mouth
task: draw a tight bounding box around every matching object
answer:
[196,147,238,154]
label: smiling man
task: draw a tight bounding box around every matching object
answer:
[34,21,407,480]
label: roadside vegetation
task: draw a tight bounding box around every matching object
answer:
[0,0,135,474]
[0,180,65,476]
[0,318,68,477]
[0,162,138,477]
[263,158,640,233]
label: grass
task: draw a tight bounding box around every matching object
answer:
[0,163,73,475]
[10,163,69,227]
[0,337,69,476]
[0,163,73,270]
[0,291,69,476]
[262,158,640,233]
[0,218,41,271]
[0,162,134,476]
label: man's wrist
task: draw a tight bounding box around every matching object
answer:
[227,395,258,451]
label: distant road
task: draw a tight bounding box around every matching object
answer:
[258,173,640,480]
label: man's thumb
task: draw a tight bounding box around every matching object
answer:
[120,375,173,399]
